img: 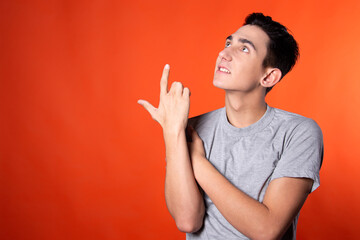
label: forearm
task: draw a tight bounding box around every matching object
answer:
[164,129,205,233]
[138,64,203,231]
[193,156,276,239]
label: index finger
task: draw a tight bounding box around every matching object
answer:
[160,64,170,95]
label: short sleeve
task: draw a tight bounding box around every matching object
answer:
[270,119,324,193]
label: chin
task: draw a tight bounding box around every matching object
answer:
[213,79,227,89]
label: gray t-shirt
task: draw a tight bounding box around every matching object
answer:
[186,105,323,240]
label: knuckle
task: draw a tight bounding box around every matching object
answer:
[171,82,184,92]
[183,88,190,97]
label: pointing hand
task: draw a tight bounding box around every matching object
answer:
[138,64,191,133]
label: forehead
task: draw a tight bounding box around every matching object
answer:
[232,25,270,52]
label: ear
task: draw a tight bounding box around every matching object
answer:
[260,68,282,88]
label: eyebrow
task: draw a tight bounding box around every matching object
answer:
[226,35,257,51]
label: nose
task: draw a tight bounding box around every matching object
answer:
[219,48,232,61]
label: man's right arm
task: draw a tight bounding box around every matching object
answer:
[164,129,205,233]
[138,64,205,233]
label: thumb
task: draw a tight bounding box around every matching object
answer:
[137,99,157,120]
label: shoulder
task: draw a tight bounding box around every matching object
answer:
[270,108,324,191]
[187,108,224,141]
[188,107,224,128]
[271,107,323,138]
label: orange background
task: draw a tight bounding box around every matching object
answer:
[1,0,359,239]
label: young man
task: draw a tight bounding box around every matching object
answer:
[138,13,323,240]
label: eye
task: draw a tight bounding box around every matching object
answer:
[225,42,231,48]
[241,46,249,53]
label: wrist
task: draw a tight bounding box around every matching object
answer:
[163,125,185,137]
[163,128,185,143]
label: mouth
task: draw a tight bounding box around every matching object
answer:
[217,65,231,74]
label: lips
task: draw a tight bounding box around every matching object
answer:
[217,65,231,74]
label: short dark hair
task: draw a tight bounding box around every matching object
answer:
[244,13,299,93]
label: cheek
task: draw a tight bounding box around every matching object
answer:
[233,62,255,79]
[232,66,260,87]
[243,60,264,78]
[216,56,222,65]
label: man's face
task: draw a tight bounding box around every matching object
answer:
[213,24,270,92]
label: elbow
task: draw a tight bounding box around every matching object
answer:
[175,217,203,233]
[252,234,277,240]
[170,202,205,233]
[251,228,282,240]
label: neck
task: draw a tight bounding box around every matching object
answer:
[225,90,267,128]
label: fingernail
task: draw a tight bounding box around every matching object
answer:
[165,64,170,69]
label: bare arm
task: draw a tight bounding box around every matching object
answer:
[163,130,205,232]
[138,64,205,232]
[188,127,312,240]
